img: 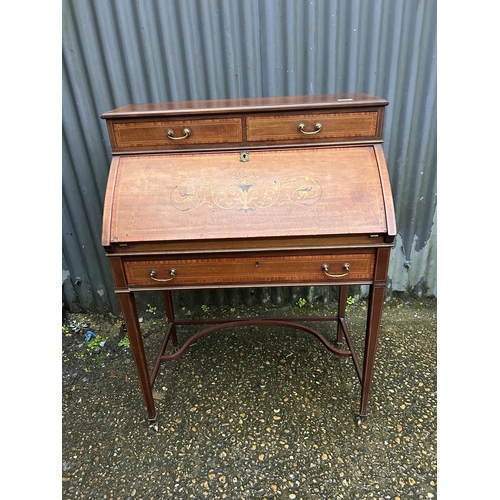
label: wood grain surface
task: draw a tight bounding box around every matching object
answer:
[105,146,387,244]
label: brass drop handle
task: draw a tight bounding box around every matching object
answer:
[298,122,322,135]
[166,128,191,140]
[150,268,177,282]
[322,263,350,278]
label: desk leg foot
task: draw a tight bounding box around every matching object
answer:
[357,415,366,427]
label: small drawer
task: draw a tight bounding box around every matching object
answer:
[246,111,381,144]
[109,117,243,152]
[123,253,375,288]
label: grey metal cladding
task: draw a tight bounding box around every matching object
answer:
[62,0,437,312]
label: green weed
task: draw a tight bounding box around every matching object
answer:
[345,296,356,313]
[296,297,307,308]
[118,337,131,349]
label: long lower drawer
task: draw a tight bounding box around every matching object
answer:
[123,253,375,287]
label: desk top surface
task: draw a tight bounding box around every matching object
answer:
[102,145,392,246]
[101,93,388,119]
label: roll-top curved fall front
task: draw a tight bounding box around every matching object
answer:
[102,145,394,247]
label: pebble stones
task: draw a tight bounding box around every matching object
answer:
[62,297,437,499]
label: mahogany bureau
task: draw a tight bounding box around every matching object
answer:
[101,93,396,425]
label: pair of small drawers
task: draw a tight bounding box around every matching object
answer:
[108,109,382,152]
[123,253,376,288]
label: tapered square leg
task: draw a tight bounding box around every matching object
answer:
[162,291,178,348]
[359,284,385,418]
[337,285,348,343]
[118,292,157,422]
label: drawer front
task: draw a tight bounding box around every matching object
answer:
[123,253,375,287]
[246,111,381,143]
[110,118,243,151]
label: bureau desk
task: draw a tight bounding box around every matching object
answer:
[101,94,396,425]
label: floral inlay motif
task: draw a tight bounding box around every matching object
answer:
[170,169,322,212]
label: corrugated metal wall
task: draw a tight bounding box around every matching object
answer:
[62,0,437,314]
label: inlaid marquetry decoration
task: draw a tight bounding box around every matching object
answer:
[170,169,322,212]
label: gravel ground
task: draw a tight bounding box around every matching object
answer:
[62,294,437,499]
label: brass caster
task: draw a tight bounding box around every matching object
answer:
[357,415,366,427]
